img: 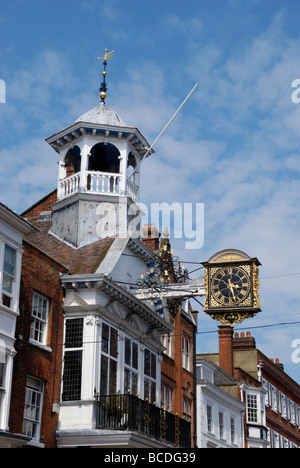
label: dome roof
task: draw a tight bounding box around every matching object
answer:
[75,104,126,127]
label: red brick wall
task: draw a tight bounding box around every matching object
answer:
[21,190,57,219]
[258,352,300,447]
[218,325,234,376]
[9,240,67,448]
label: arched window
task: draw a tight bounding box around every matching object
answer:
[89,143,120,173]
[64,145,81,177]
[127,152,139,185]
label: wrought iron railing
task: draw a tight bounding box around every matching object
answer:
[94,393,191,447]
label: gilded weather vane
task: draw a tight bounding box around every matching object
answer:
[98,48,114,104]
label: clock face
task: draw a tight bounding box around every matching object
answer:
[211,266,251,306]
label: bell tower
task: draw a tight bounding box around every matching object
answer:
[46,50,153,248]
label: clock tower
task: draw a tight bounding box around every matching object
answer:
[45,51,153,248]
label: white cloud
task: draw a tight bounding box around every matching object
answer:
[0,138,57,212]
[1,6,300,378]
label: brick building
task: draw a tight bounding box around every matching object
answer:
[0,203,36,448]
[143,225,198,447]
[198,327,300,448]
[6,84,193,448]
[8,235,67,447]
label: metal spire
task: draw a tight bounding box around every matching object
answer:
[97,49,114,105]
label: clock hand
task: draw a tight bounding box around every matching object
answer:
[227,279,235,297]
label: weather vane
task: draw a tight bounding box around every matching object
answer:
[97,48,114,104]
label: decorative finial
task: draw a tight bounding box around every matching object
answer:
[97,48,114,105]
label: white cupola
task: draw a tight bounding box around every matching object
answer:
[45,50,153,248]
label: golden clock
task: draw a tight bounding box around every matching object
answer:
[211,265,251,307]
[202,249,261,326]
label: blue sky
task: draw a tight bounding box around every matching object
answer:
[1,0,300,382]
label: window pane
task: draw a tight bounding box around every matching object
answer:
[100,355,108,395]
[0,363,5,388]
[65,318,83,348]
[151,353,156,379]
[2,273,13,294]
[110,328,118,358]
[125,337,131,366]
[132,372,138,396]
[144,349,150,376]
[62,350,82,401]
[144,378,150,401]
[30,293,49,344]
[124,368,130,393]
[109,359,117,394]
[247,394,258,423]
[22,377,43,439]
[151,382,156,404]
[102,324,109,354]
[132,342,138,370]
[4,245,16,276]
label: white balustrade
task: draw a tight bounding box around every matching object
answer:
[59,173,81,199]
[59,171,139,202]
[126,177,139,202]
[86,171,120,195]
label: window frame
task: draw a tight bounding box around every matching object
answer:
[62,318,84,401]
[30,291,50,347]
[182,335,190,371]
[22,376,44,441]
[207,404,213,433]
[100,323,118,396]
[1,243,17,308]
[124,337,139,396]
[247,393,258,423]
[144,348,157,404]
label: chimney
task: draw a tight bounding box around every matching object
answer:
[142,223,160,250]
[233,331,256,350]
[275,358,284,372]
[218,325,234,376]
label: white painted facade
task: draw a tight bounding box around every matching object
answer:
[46,103,180,447]
[0,204,35,433]
[57,239,174,447]
[196,359,245,448]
